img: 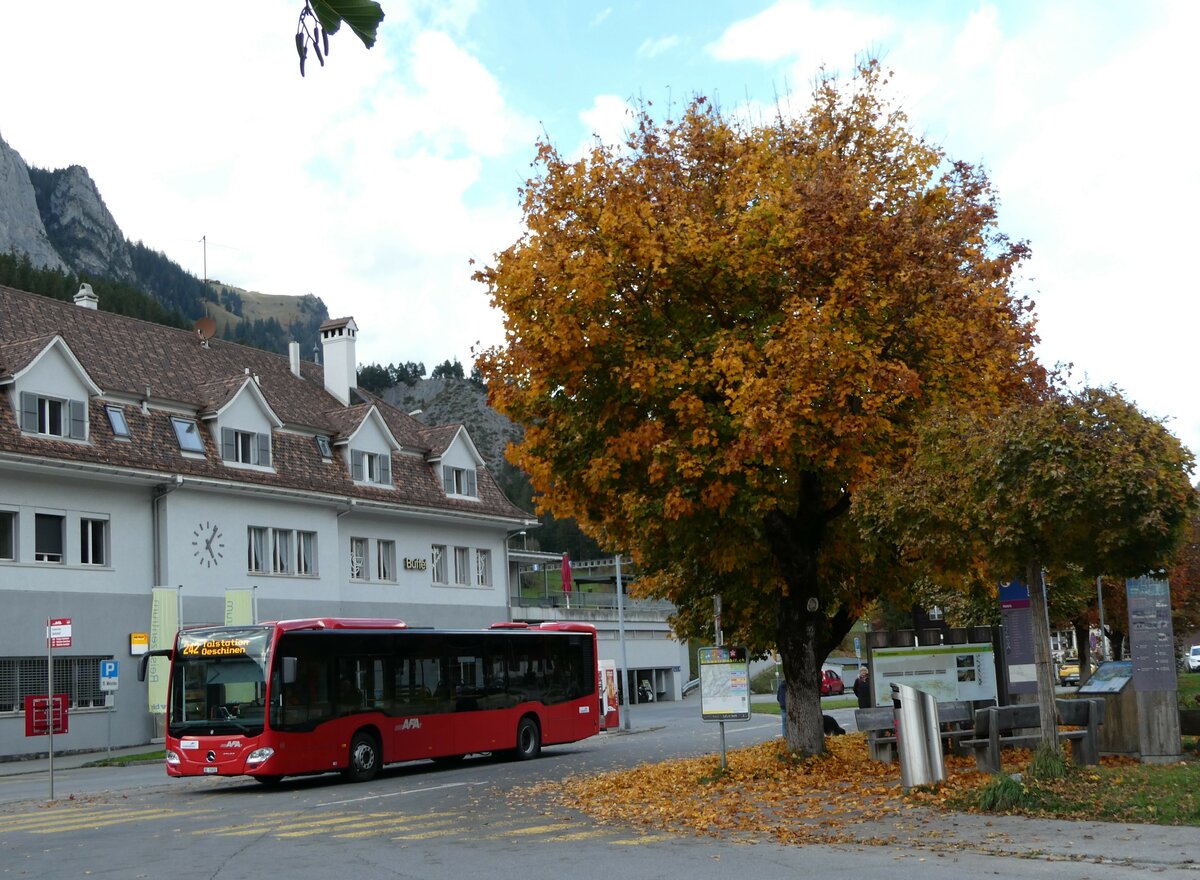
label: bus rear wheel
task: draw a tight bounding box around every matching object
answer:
[344,731,380,782]
[514,717,541,761]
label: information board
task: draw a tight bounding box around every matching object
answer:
[698,645,750,722]
[871,642,998,704]
[1126,576,1177,691]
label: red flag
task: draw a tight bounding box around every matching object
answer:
[562,553,573,593]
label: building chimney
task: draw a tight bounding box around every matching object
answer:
[73,283,99,310]
[319,317,358,405]
[288,341,301,378]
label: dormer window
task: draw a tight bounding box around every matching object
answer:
[20,392,86,440]
[315,435,333,459]
[351,450,391,486]
[105,406,130,439]
[221,428,271,467]
[171,417,206,453]
[442,466,477,497]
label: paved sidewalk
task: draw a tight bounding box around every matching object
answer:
[0,743,162,777]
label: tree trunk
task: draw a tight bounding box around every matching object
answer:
[1026,559,1060,750]
[1073,616,1091,681]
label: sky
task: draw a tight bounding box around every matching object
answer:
[2,1,1198,452]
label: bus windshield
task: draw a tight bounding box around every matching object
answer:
[170,627,273,735]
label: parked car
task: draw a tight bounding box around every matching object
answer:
[1186,645,1200,673]
[1058,657,1080,686]
[820,668,845,696]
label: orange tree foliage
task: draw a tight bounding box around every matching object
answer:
[475,63,1041,755]
[860,386,1195,745]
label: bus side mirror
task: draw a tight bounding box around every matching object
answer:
[282,657,298,685]
[138,648,173,682]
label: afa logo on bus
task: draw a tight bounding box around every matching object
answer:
[395,718,422,731]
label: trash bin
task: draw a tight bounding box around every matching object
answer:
[891,683,945,790]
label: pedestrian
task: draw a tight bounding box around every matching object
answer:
[777,679,786,737]
[853,666,870,709]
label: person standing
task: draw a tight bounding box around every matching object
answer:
[853,666,870,709]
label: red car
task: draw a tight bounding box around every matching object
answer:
[820,669,845,696]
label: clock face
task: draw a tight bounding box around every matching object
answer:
[191,521,225,568]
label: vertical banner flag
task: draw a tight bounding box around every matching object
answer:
[561,553,573,593]
[224,589,254,626]
[148,587,180,714]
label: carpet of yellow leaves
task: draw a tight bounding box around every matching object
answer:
[515,733,1140,847]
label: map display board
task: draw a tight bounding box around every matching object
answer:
[871,643,999,705]
[698,645,751,722]
[1078,660,1133,695]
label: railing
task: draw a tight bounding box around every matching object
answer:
[510,588,676,614]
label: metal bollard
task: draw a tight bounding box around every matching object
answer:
[891,683,945,790]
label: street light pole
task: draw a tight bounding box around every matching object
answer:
[616,555,631,731]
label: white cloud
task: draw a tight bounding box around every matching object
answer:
[638,35,681,59]
[575,95,637,155]
[708,0,892,73]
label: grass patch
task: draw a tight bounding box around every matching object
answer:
[1178,671,1200,709]
[1027,743,1068,781]
[936,755,1200,825]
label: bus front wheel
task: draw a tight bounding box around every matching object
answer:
[514,717,541,761]
[344,731,380,782]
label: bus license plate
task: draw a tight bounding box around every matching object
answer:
[203,767,218,774]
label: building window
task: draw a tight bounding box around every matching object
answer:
[80,518,108,566]
[34,513,64,563]
[248,527,268,573]
[0,511,14,561]
[297,531,316,575]
[105,406,130,438]
[19,392,86,440]
[271,529,292,574]
[475,549,492,587]
[221,428,271,467]
[442,466,477,497]
[171,417,206,453]
[431,544,447,584]
[378,540,396,582]
[453,546,470,585]
[351,450,391,486]
[0,656,109,714]
[350,537,369,580]
[315,435,333,459]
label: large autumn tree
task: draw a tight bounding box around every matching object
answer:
[475,63,1042,754]
[860,386,1195,749]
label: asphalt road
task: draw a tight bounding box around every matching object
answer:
[0,702,1192,880]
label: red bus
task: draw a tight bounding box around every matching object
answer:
[139,618,599,784]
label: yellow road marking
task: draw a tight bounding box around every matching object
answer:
[610,833,678,845]
[544,829,611,842]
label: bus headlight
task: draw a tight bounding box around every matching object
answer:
[165,750,180,766]
[246,748,275,766]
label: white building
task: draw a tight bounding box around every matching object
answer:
[0,283,538,759]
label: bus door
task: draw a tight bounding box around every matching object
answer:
[390,643,453,761]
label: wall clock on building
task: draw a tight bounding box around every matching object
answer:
[192,522,224,568]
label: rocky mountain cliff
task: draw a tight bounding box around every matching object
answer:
[384,378,521,474]
[0,132,68,273]
[0,131,327,355]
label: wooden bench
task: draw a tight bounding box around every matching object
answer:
[963,698,1105,773]
[854,699,989,763]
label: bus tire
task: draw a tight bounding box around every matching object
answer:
[514,716,541,761]
[253,775,284,786]
[344,731,381,782]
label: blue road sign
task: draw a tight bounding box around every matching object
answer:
[100,660,118,678]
